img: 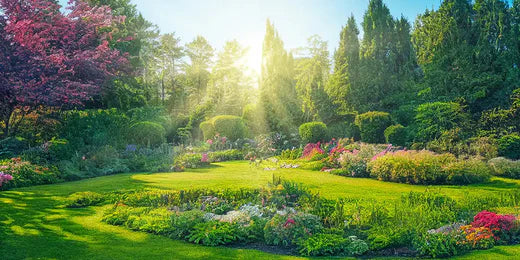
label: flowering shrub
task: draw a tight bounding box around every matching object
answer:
[301,143,325,161]
[368,150,458,185]
[460,225,496,249]
[0,158,59,190]
[335,143,393,177]
[471,210,516,241]
[0,171,13,187]
[264,212,323,247]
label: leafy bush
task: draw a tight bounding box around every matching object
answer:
[488,157,520,179]
[0,158,60,190]
[384,124,407,146]
[498,134,520,160]
[170,210,206,239]
[337,143,393,178]
[80,145,129,177]
[187,221,242,246]
[208,149,244,162]
[0,137,29,159]
[128,121,166,147]
[443,159,491,185]
[200,115,248,141]
[60,109,130,149]
[123,144,175,173]
[65,192,105,208]
[297,233,349,256]
[415,102,471,142]
[355,111,392,144]
[415,231,462,258]
[299,122,328,144]
[279,148,303,160]
[368,150,457,185]
[264,212,323,247]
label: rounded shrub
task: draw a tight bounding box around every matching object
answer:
[384,124,408,146]
[498,134,520,160]
[299,122,328,144]
[199,120,215,141]
[200,115,247,141]
[415,102,471,142]
[128,121,166,147]
[355,111,392,144]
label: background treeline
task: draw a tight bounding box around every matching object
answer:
[2,0,520,178]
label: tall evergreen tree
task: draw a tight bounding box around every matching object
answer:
[327,15,360,112]
[260,20,302,133]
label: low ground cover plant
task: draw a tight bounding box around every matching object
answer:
[65,177,520,258]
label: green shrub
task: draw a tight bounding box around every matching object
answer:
[368,150,457,185]
[187,221,242,246]
[488,157,520,179]
[128,121,166,147]
[415,232,463,258]
[384,124,408,146]
[443,159,491,185]
[199,120,215,141]
[299,122,328,144]
[297,233,349,256]
[65,192,105,208]
[279,148,303,160]
[355,111,392,144]
[498,134,520,160]
[170,210,206,239]
[200,115,247,141]
[61,109,130,149]
[346,236,369,256]
[126,208,174,235]
[264,212,323,247]
[0,137,29,159]
[415,102,471,142]
[208,150,244,162]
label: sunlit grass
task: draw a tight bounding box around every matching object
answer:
[1,161,520,259]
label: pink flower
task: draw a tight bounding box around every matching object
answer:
[221,137,227,144]
[201,153,209,163]
[206,139,213,145]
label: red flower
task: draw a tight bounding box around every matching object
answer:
[284,218,296,228]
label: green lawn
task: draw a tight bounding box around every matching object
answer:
[1,161,520,259]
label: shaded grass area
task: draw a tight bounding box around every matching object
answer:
[1,161,520,259]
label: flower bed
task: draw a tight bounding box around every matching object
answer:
[70,178,520,258]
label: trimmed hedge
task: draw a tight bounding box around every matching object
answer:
[299,122,328,144]
[128,121,166,147]
[200,115,247,141]
[355,112,392,144]
[384,125,407,146]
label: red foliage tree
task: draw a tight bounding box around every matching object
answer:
[0,0,129,137]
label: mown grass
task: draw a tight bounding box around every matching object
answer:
[1,161,519,259]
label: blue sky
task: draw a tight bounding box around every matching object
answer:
[60,0,442,72]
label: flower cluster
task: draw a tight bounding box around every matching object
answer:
[0,172,13,187]
[471,210,516,232]
[460,225,496,249]
[302,143,325,160]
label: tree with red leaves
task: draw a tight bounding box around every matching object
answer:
[0,0,129,137]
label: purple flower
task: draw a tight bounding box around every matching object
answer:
[125,144,137,152]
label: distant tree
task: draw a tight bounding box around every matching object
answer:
[260,20,302,134]
[327,15,360,113]
[0,0,129,137]
[207,40,253,116]
[295,35,333,122]
[184,36,214,109]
